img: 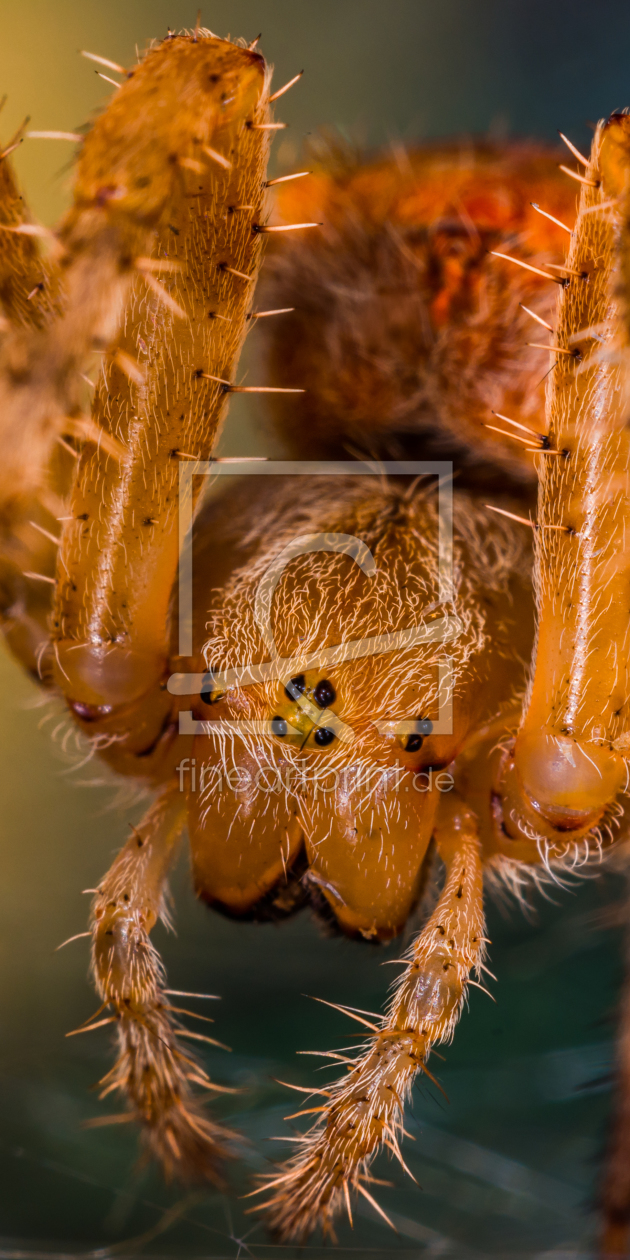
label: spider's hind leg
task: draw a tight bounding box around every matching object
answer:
[89,783,236,1183]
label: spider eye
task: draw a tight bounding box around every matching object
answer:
[284,674,306,700]
[314,726,335,747]
[200,673,225,705]
[314,679,336,709]
[271,716,288,736]
[403,718,433,753]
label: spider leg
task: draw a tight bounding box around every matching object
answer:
[0,115,143,518]
[0,138,66,679]
[499,117,630,847]
[257,792,485,1241]
[89,782,236,1182]
[0,133,60,331]
[47,35,272,777]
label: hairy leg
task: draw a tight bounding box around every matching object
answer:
[256,792,485,1241]
[90,783,236,1182]
[1,32,274,742]
[0,134,67,677]
[48,32,272,778]
[493,117,630,847]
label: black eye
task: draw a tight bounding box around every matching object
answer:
[284,674,306,700]
[405,718,433,752]
[314,726,335,747]
[271,716,287,736]
[200,673,224,705]
[314,679,336,709]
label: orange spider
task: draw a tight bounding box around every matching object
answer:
[0,26,629,1256]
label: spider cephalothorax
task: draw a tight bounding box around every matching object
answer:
[184,475,531,935]
[2,26,630,1257]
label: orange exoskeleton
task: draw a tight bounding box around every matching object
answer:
[2,23,630,1256]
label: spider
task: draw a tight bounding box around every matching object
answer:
[0,23,629,1256]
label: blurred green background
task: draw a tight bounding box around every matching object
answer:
[1,1,630,1256]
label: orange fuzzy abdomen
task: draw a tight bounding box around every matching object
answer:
[262,142,577,471]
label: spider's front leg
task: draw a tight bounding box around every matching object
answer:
[476,116,630,1254]
[0,33,268,515]
[50,32,272,745]
[42,31,277,1179]
[492,115,630,852]
[89,784,237,1180]
[257,791,485,1241]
